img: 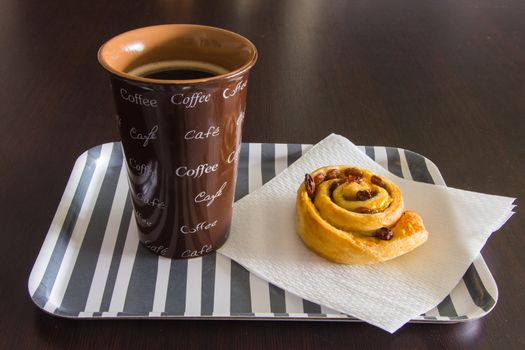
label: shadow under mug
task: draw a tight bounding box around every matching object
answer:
[98,24,257,259]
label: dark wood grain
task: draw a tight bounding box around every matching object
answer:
[1,0,523,348]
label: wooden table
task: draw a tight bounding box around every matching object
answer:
[2,0,523,348]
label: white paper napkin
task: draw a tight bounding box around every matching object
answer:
[218,134,515,333]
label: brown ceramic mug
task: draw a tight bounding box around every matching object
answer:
[98,24,257,259]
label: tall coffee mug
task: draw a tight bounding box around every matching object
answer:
[98,25,257,258]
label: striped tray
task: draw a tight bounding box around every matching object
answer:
[28,142,498,322]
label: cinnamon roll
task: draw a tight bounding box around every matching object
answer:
[296,166,428,264]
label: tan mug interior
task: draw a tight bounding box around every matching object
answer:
[98,24,257,84]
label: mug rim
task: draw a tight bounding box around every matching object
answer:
[98,24,258,85]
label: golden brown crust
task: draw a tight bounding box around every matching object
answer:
[296,166,428,264]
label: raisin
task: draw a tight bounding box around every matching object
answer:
[348,175,363,184]
[355,207,371,213]
[326,169,340,179]
[356,190,372,201]
[313,172,326,185]
[345,167,363,177]
[305,174,316,198]
[375,227,394,240]
[330,181,340,194]
[371,175,384,186]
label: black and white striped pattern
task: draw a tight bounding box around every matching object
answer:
[28,142,498,322]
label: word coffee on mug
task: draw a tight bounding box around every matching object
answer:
[99,24,257,258]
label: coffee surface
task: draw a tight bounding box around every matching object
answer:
[128,60,228,81]
[142,69,217,80]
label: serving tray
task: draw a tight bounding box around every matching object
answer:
[28,142,498,322]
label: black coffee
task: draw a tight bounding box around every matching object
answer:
[128,60,227,81]
[141,68,217,80]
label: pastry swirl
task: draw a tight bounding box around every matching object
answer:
[296,166,428,264]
